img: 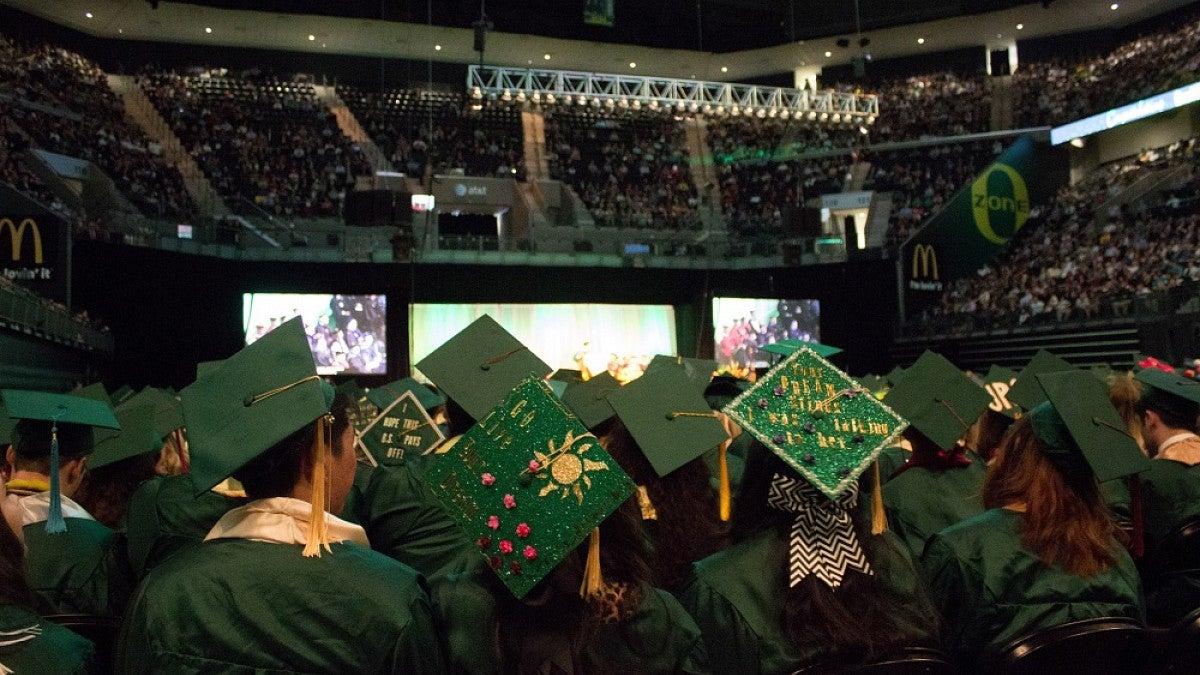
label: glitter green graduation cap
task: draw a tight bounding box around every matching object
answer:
[982,365,1020,418]
[561,372,622,430]
[607,366,729,477]
[643,355,717,392]
[723,346,908,499]
[1031,370,1151,483]
[89,404,162,470]
[182,317,335,496]
[883,351,993,450]
[416,315,551,421]
[763,340,843,359]
[1007,350,1074,411]
[357,389,445,465]
[368,377,446,413]
[424,376,636,599]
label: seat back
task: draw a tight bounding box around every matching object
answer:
[794,647,955,675]
[980,617,1151,675]
[1144,516,1200,582]
[1145,607,1200,675]
[43,613,122,675]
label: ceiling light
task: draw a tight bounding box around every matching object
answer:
[824,51,832,57]
[721,66,728,73]
[629,62,636,68]
[85,12,93,19]
[118,28,123,34]
[205,27,213,34]
[1016,23,1024,30]
[1111,3,1119,9]
[435,44,442,50]
[308,34,315,41]
[917,38,925,44]
[543,53,551,60]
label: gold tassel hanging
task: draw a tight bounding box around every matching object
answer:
[718,444,731,522]
[302,414,333,557]
[871,461,888,535]
[579,528,603,599]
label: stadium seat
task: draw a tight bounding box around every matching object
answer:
[795,646,955,674]
[43,613,122,675]
[978,617,1151,675]
[1144,607,1200,675]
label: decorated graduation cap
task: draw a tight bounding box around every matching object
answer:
[416,315,550,421]
[722,345,907,589]
[1007,350,1074,411]
[1,389,121,533]
[368,377,446,413]
[181,316,338,557]
[982,365,1020,418]
[1134,367,1200,424]
[607,366,729,477]
[358,389,445,465]
[883,351,993,451]
[561,372,622,430]
[424,375,636,599]
[763,339,843,359]
[643,355,718,392]
[88,404,161,470]
[1031,370,1151,483]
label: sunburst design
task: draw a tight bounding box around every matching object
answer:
[535,431,609,504]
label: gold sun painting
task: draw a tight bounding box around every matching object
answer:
[535,430,610,504]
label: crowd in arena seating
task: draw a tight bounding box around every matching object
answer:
[139,70,372,218]
[840,71,992,142]
[546,108,701,229]
[918,136,1200,335]
[0,36,194,220]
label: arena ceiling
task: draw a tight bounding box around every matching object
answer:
[2,0,1195,82]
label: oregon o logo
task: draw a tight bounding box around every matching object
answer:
[971,163,1029,245]
[911,243,938,280]
[0,218,42,264]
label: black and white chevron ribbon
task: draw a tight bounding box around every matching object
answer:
[767,473,872,589]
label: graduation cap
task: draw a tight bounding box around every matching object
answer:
[763,340,843,359]
[607,366,729,477]
[1,389,121,533]
[415,315,550,421]
[1007,350,1074,411]
[181,317,337,556]
[111,385,135,406]
[704,374,753,409]
[195,359,225,381]
[424,375,636,599]
[89,404,162,470]
[73,382,111,405]
[643,355,717,392]
[118,387,184,439]
[556,372,618,431]
[882,351,992,451]
[368,377,446,413]
[357,389,445,465]
[885,366,906,387]
[1031,370,1150,483]
[1134,367,1200,423]
[724,346,907,500]
[549,369,584,385]
[855,375,890,400]
[982,365,1020,419]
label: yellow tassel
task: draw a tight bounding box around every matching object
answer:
[579,527,603,599]
[303,415,333,557]
[718,445,731,522]
[871,461,887,535]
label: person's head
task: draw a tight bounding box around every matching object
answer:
[1137,385,1199,454]
[1107,373,1147,455]
[964,409,1014,463]
[8,420,93,497]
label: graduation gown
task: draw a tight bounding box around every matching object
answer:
[881,457,987,558]
[123,474,246,579]
[0,605,93,675]
[117,498,446,674]
[433,573,709,674]
[12,489,133,616]
[677,528,938,674]
[876,446,910,485]
[921,508,1144,670]
[1140,457,1200,625]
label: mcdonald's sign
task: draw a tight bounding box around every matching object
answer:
[908,243,943,291]
[1,217,42,264]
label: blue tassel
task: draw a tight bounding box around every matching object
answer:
[45,422,66,534]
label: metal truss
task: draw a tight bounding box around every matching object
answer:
[467,65,878,121]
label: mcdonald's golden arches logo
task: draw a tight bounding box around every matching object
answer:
[971,163,1030,245]
[911,243,938,280]
[0,218,43,264]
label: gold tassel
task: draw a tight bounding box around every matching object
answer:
[718,445,731,522]
[871,461,887,535]
[579,528,603,599]
[303,414,333,557]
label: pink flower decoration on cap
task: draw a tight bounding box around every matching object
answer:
[516,523,531,538]
[528,459,541,472]
[523,546,538,560]
[503,494,517,509]
[480,473,495,486]
[498,540,514,554]
[487,515,500,530]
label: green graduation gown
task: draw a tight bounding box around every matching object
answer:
[117,537,445,673]
[677,528,938,674]
[876,446,910,485]
[881,457,986,558]
[0,605,93,675]
[1139,458,1200,625]
[921,508,1144,670]
[433,574,709,674]
[123,474,246,580]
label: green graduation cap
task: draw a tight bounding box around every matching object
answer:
[724,346,907,499]
[111,385,135,406]
[607,366,729,477]
[424,375,636,598]
[368,377,446,413]
[561,372,622,430]
[1031,370,1151,483]
[195,359,225,381]
[73,382,111,405]
[415,315,551,421]
[983,365,1020,419]
[546,379,568,399]
[357,389,445,465]
[1135,367,1200,421]
[1007,350,1074,411]
[643,355,717,392]
[1091,364,1116,383]
[89,404,162,470]
[181,316,334,496]
[763,339,843,359]
[885,366,906,387]
[883,351,993,451]
[855,375,890,400]
[118,387,184,438]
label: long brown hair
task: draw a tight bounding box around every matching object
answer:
[74,450,160,528]
[982,416,1118,576]
[1106,373,1147,455]
[0,513,37,610]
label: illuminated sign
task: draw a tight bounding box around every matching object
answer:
[1051,80,1200,145]
[0,218,42,264]
[909,243,942,291]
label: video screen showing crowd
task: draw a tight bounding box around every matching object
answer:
[244,293,388,376]
[2,314,1200,674]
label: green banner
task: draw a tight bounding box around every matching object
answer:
[901,136,1066,316]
